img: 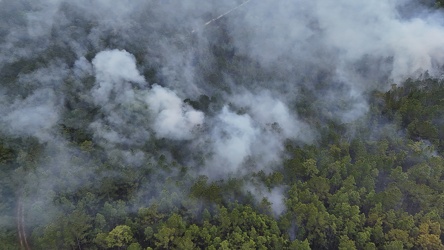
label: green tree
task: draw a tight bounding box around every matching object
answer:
[106,225,134,249]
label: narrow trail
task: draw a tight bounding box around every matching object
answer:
[17,197,30,250]
[192,0,252,33]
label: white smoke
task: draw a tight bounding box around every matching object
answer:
[0,62,68,141]
[315,0,444,81]
[207,106,259,176]
[204,92,312,178]
[146,85,204,140]
[230,91,311,140]
[1,89,59,141]
[25,0,64,38]
[245,183,286,216]
[92,49,145,105]
[2,0,444,217]
[73,57,93,78]
[90,49,204,146]
[229,0,444,82]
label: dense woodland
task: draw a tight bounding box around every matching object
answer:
[2,0,444,250]
[2,74,444,249]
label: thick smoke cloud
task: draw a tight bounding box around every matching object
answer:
[90,49,204,147]
[147,85,204,140]
[92,49,145,105]
[1,89,59,140]
[0,62,68,141]
[208,106,259,175]
[230,91,311,140]
[228,0,444,82]
[1,0,444,217]
[202,91,312,178]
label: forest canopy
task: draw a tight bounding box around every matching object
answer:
[1,0,444,249]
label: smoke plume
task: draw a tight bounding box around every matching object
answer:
[1,0,444,218]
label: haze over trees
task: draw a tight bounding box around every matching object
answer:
[1,0,444,249]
